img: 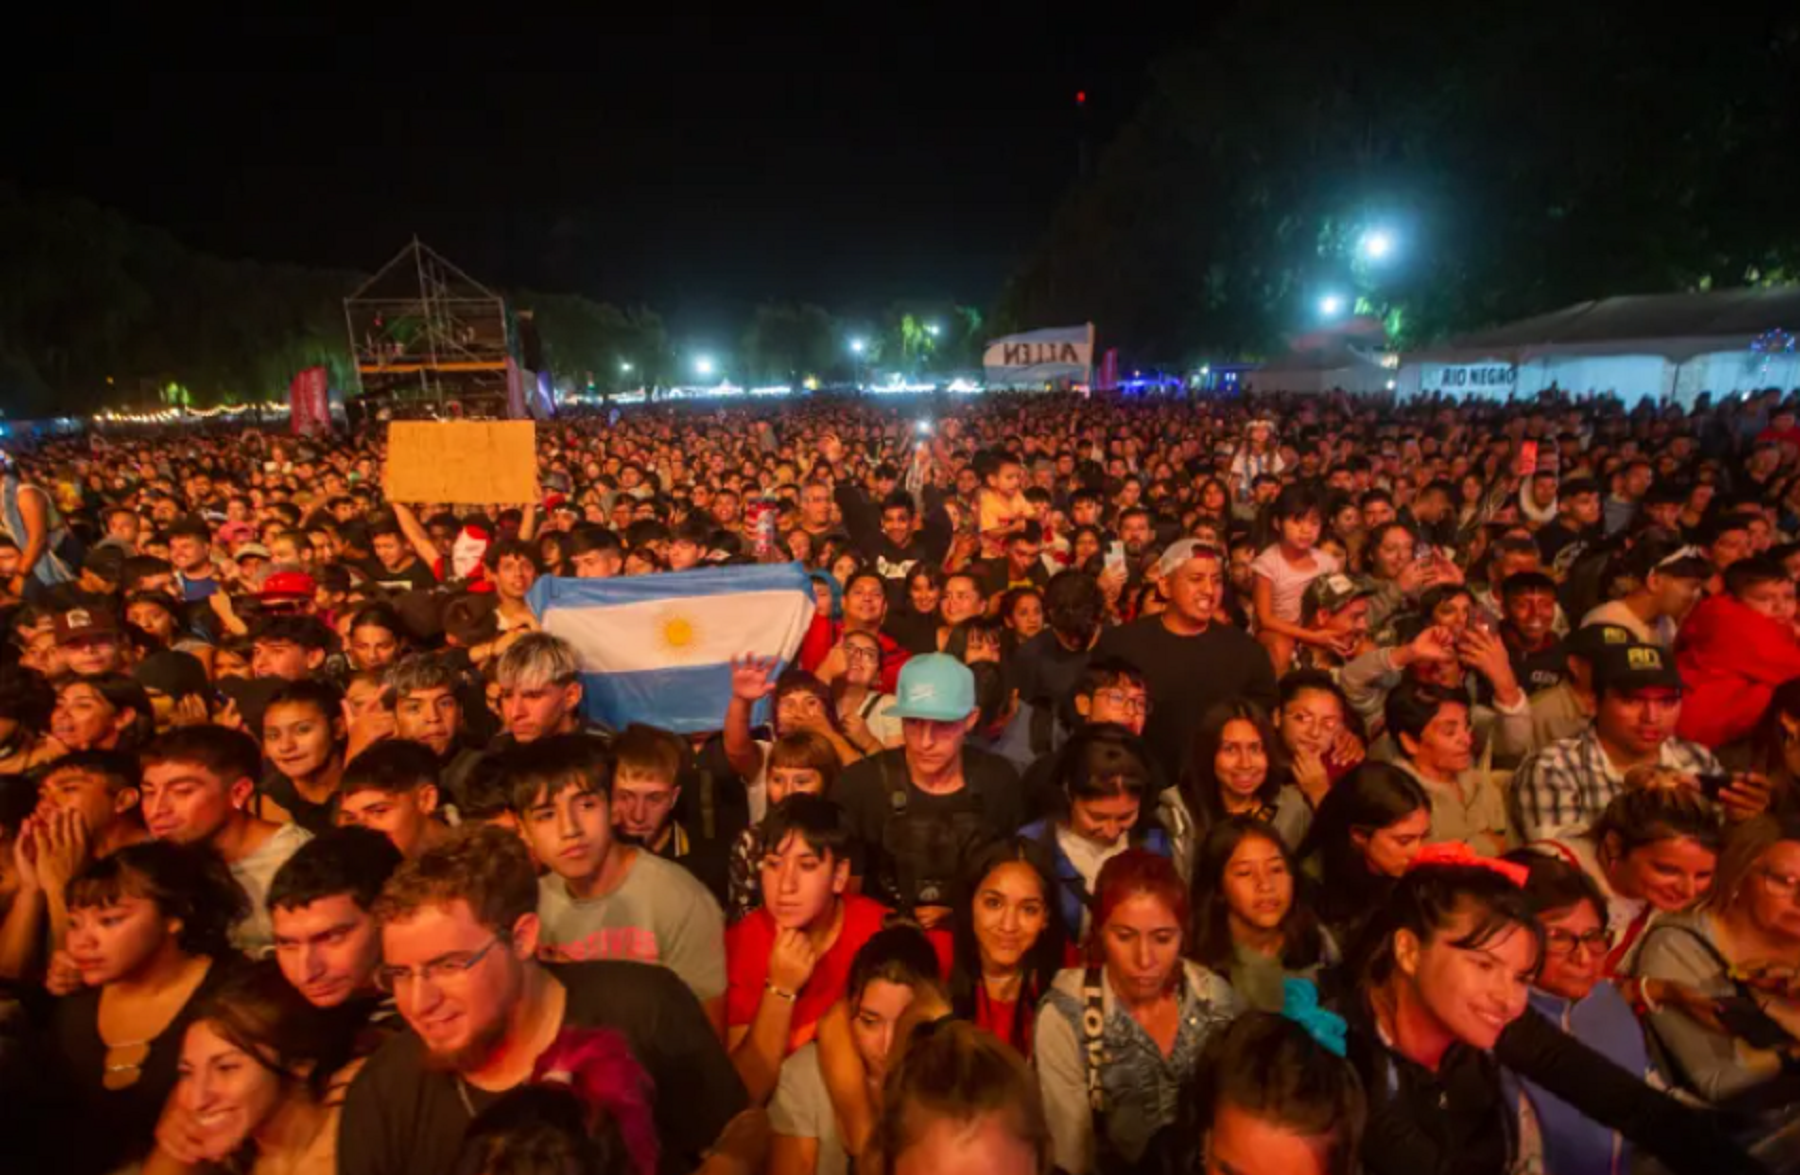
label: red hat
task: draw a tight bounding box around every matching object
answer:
[257,570,318,600]
[53,607,121,646]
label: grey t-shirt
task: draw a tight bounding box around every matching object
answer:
[536,850,728,1001]
[769,1043,846,1175]
[229,821,313,957]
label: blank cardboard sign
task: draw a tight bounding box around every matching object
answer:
[384,421,538,505]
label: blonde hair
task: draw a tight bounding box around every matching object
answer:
[1706,813,1800,913]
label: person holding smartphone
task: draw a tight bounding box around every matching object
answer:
[1627,813,1800,1127]
[1513,641,1772,842]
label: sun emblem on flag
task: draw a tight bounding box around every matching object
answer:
[656,608,702,656]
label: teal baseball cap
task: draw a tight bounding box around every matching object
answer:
[887,654,977,722]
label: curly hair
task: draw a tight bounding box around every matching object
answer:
[373,823,539,937]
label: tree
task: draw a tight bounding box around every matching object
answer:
[1000,1,1800,366]
[740,302,838,384]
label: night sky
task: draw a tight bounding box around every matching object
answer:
[14,5,1216,335]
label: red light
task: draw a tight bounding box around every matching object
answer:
[1075,90,1087,105]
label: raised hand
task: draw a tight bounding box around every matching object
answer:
[729,654,781,703]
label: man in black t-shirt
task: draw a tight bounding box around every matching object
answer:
[337,824,750,1175]
[1499,572,1568,694]
[1535,476,1604,571]
[1093,540,1277,779]
[835,654,1022,923]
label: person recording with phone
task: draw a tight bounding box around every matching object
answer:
[1513,640,1773,842]
[1626,813,1800,1138]
[1340,589,1534,769]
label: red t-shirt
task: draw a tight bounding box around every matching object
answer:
[725,894,890,1050]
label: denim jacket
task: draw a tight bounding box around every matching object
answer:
[1035,961,1240,1174]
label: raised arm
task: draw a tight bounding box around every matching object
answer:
[388,501,442,572]
[725,655,780,782]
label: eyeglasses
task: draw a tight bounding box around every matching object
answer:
[1543,928,1614,957]
[844,646,881,663]
[374,936,505,993]
[1760,867,1800,899]
[1095,690,1151,716]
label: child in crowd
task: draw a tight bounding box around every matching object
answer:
[1251,484,1343,673]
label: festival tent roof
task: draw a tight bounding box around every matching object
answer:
[1406,286,1800,364]
[1245,339,1394,394]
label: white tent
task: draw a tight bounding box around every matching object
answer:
[1243,340,1395,395]
[1396,287,1800,406]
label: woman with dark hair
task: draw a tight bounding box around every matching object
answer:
[1067,525,1105,575]
[257,679,347,835]
[344,603,408,674]
[949,837,1064,1053]
[1034,849,1239,1175]
[885,565,947,656]
[1502,852,1661,1175]
[1272,670,1365,808]
[50,673,155,754]
[1000,586,1046,647]
[1296,763,1432,940]
[1529,787,1724,973]
[1018,726,1172,944]
[38,841,249,1175]
[1180,1011,1365,1175]
[150,960,356,1173]
[1188,817,1335,1013]
[536,529,569,578]
[1346,859,1751,1175]
[935,572,988,653]
[1167,701,1309,877]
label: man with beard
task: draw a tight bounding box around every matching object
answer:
[336,824,751,1175]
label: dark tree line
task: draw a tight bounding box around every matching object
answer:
[998,1,1800,367]
[0,186,988,416]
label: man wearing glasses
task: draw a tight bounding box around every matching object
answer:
[337,823,750,1175]
[1018,657,1160,820]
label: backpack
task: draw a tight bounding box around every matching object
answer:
[874,753,991,909]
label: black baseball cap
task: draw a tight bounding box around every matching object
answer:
[1594,641,1683,694]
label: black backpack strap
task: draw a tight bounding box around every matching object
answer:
[695,767,717,840]
[876,752,908,818]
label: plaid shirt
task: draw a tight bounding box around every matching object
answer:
[1511,725,1720,841]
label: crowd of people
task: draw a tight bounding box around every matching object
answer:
[2,387,1800,1175]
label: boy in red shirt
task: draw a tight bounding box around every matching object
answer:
[725,795,887,1102]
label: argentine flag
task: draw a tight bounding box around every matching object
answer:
[527,563,817,734]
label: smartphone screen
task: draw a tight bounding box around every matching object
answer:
[1517,440,1538,477]
[1105,541,1127,575]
